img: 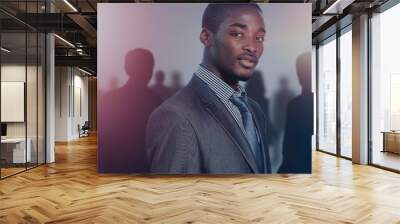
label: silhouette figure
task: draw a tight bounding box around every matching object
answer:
[99,48,162,173]
[246,70,276,137]
[246,71,278,171]
[150,70,172,101]
[246,71,269,120]
[170,70,184,95]
[273,76,295,136]
[279,52,313,173]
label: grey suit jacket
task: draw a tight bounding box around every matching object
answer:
[146,75,271,174]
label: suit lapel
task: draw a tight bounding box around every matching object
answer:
[189,76,259,173]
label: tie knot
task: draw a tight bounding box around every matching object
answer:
[230,95,250,113]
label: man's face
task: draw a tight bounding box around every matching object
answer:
[209,7,265,81]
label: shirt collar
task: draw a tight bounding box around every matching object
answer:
[195,64,247,102]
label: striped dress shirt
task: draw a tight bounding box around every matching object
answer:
[195,64,249,136]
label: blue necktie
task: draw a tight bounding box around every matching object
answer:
[230,95,264,172]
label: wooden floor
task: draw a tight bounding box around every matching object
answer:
[1,167,26,178]
[1,134,400,223]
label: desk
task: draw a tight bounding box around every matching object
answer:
[1,138,31,163]
[382,131,400,154]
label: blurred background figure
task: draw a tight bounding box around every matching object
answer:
[150,70,172,101]
[279,52,313,173]
[170,70,184,95]
[273,76,295,137]
[99,48,162,173]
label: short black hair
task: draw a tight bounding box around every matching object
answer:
[202,3,263,33]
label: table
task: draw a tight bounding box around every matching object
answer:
[382,131,400,154]
[1,138,32,163]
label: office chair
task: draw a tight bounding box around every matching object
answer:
[79,121,90,138]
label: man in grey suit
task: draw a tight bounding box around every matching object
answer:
[146,3,271,173]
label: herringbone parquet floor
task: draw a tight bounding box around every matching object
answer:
[1,134,400,223]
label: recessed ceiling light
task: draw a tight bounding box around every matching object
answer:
[1,47,11,53]
[78,67,93,76]
[54,34,75,48]
[322,0,355,15]
[63,0,78,12]
[323,0,342,14]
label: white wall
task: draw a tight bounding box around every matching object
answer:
[1,66,26,138]
[55,67,89,141]
[1,63,46,164]
[55,66,70,141]
[1,65,38,137]
[72,73,89,138]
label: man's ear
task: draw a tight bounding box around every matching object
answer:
[200,28,213,46]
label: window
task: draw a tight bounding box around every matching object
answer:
[318,36,337,154]
[339,28,352,158]
[0,1,47,179]
[371,2,400,171]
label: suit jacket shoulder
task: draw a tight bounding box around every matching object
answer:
[146,85,203,173]
[146,75,269,174]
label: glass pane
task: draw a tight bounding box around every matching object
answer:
[1,32,27,177]
[340,29,352,158]
[312,46,317,150]
[27,31,38,169]
[38,33,45,165]
[371,4,400,171]
[318,37,337,154]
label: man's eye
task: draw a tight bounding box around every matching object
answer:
[231,32,243,38]
[256,36,264,42]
